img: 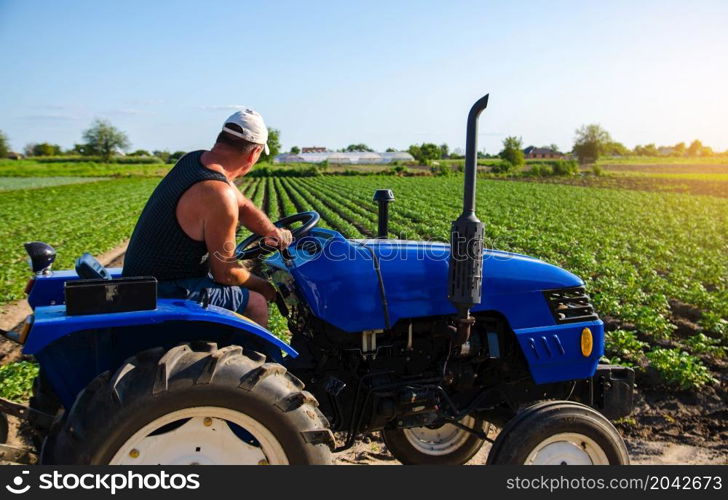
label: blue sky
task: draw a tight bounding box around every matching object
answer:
[1,0,727,154]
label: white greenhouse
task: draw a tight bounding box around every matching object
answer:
[274,151,413,165]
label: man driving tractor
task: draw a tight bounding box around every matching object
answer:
[122,108,291,328]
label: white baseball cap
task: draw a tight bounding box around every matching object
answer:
[222,108,270,155]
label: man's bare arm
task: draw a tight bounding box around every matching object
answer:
[233,183,292,248]
[204,184,275,299]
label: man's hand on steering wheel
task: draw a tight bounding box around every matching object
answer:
[262,227,293,250]
[235,212,320,261]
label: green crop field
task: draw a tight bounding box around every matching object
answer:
[0,174,726,396]
[252,176,728,390]
[0,177,107,191]
[0,159,171,178]
[0,178,160,304]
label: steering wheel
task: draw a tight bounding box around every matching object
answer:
[235,211,320,260]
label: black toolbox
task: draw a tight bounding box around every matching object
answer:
[64,277,157,315]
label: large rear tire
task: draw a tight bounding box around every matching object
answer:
[43,342,334,465]
[382,416,488,465]
[486,401,629,465]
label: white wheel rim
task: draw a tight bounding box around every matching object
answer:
[525,432,609,465]
[402,416,482,456]
[109,406,288,465]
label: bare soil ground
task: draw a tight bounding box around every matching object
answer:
[333,432,727,465]
[1,245,725,465]
[330,382,728,465]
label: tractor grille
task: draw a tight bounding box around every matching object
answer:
[544,287,599,324]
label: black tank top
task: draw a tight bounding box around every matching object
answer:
[122,151,230,280]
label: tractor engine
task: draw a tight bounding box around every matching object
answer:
[283,299,537,435]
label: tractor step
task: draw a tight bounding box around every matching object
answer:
[0,396,54,428]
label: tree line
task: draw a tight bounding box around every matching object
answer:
[0,120,282,164]
[1,120,723,166]
[284,126,724,168]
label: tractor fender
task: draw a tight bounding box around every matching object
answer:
[24,298,296,358]
[24,299,296,409]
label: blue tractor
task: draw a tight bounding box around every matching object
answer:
[1,95,633,465]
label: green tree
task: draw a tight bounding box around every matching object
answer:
[31,142,62,156]
[260,128,280,163]
[439,143,449,159]
[129,149,151,156]
[672,142,686,156]
[153,150,170,163]
[687,139,705,157]
[344,143,373,152]
[385,147,396,153]
[408,143,443,165]
[573,124,612,164]
[633,144,658,156]
[290,146,300,154]
[169,151,187,163]
[548,143,561,154]
[81,119,130,161]
[0,130,9,158]
[603,141,629,156]
[71,143,93,155]
[499,136,525,168]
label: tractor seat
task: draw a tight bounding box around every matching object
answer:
[75,252,112,280]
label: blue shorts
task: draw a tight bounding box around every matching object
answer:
[157,276,250,314]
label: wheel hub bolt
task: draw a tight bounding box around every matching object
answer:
[258,459,269,465]
[129,449,140,459]
[203,417,213,427]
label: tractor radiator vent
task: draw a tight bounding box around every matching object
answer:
[544,287,598,324]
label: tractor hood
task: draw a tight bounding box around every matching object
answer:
[368,239,582,294]
[268,230,583,333]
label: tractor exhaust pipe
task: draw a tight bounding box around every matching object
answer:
[448,94,489,345]
[373,189,395,239]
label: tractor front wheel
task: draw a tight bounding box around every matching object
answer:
[382,416,488,465]
[486,401,629,465]
[43,342,334,465]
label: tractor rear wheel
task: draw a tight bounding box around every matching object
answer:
[486,401,629,465]
[382,416,489,465]
[43,342,334,465]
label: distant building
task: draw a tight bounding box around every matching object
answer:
[301,147,328,153]
[657,146,675,156]
[523,146,563,159]
[274,151,414,165]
